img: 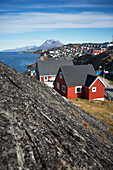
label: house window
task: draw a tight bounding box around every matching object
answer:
[57,82,60,89]
[44,76,48,81]
[59,72,62,79]
[62,85,65,93]
[92,87,96,92]
[75,86,82,94]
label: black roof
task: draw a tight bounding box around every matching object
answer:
[36,59,73,76]
[61,65,96,87]
[85,74,97,87]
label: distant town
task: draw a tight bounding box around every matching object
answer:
[24,40,113,101]
[26,40,113,81]
[37,41,113,59]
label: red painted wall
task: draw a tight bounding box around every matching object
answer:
[54,68,67,98]
[41,77,44,82]
[83,86,89,99]
[88,79,105,100]
[40,76,53,82]
[48,76,52,81]
[67,86,83,99]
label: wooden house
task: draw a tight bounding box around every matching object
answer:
[54,65,105,100]
[36,59,73,87]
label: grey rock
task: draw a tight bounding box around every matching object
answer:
[0,62,113,170]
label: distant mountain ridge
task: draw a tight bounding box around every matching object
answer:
[2,45,39,52]
[38,40,63,51]
[2,40,63,52]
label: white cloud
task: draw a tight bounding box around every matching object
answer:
[0,11,113,34]
[24,4,113,8]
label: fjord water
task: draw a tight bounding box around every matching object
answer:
[0,52,40,73]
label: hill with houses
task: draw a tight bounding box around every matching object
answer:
[34,42,113,81]
[0,61,113,169]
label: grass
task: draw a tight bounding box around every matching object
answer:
[109,81,113,85]
[69,98,113,136]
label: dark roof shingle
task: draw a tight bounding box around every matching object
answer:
[61,65,96,87]
[37,59,73,76]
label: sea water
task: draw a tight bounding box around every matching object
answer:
[0,52,40,73]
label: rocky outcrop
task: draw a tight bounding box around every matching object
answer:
[0,62,113,170]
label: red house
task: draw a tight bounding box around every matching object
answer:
[54,65,105,100]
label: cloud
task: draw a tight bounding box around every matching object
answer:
[25,4,113,8]
[0,11,113,34]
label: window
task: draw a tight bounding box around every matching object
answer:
[59,72,62,79]
[75,86,82,94]
[92,87,96,92]
[44,76,48,81]
[62,85,65,93]
[57,82,59,89]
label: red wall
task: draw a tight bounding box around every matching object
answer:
[67,86,83,99]
[92,51,101,54]
[54,68,67,98]
[40,76,52,82]
[88,79,105,100]
[41,77,44,82]
[83,86,89,99]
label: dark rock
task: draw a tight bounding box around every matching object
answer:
[0,62,113,170]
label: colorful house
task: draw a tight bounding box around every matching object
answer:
[92,48,102,55]
[54,65,105,100]
[36,59,73,87]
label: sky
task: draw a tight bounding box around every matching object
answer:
[0,0,113,51]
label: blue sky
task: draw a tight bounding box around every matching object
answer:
[0,0,113,50]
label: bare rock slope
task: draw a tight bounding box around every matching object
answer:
[0,62,113,170]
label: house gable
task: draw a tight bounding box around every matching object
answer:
[88,78,105,100]
[54,68,67,98]
[88,77,106,89]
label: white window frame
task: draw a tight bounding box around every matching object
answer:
[92,87,96,92]
[59,72,62,79]
[44,76,48,81]
[57,82,60,89]
[75,86,82,94]
[62,85,66,93]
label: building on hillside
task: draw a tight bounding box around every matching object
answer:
[36,59,74,87]
[92,48,102,55]
[54,65,105,100]
[30,63,36,77]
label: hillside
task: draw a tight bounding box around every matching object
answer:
[0,62,113,169]
[75,49,113,73]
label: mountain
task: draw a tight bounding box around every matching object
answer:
[37,40,63,51]
[0,61,113,169]
[2,40,63,52]
[2,45,39,52]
